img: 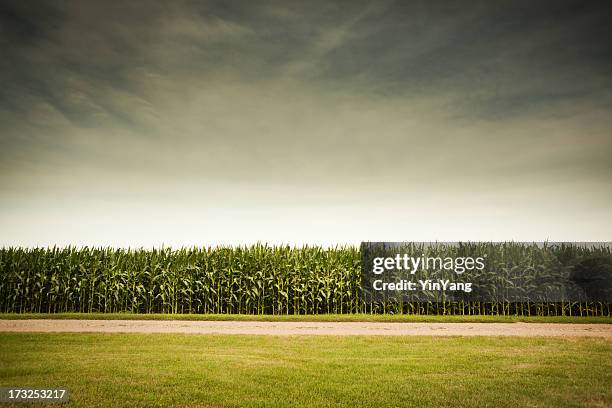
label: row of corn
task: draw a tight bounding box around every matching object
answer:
[0,244,609,316]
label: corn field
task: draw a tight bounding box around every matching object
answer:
[0,245,361,315]
[0,244,610,316]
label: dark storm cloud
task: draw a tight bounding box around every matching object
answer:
[2,1,611,124]
[0,0,611,246]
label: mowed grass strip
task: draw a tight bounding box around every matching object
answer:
[0,334,610,407]
[1,312,611,324]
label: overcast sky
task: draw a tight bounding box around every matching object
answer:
[1,0,611,247]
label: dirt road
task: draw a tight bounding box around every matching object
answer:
[1,320,610,337]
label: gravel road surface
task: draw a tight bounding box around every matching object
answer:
[1,320,610,337]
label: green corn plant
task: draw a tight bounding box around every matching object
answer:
[0,244,610,316]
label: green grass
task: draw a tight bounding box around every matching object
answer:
[1,312,610,324]
[0,333,610,407]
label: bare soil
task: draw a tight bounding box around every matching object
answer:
[1,320,610,337]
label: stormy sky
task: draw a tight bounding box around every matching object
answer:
[1,0,611,247]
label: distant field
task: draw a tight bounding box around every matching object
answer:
[0,333,610,407]
[1,312,610,324]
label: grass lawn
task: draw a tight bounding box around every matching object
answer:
[0,333,610,407]
[1,312,610,324]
